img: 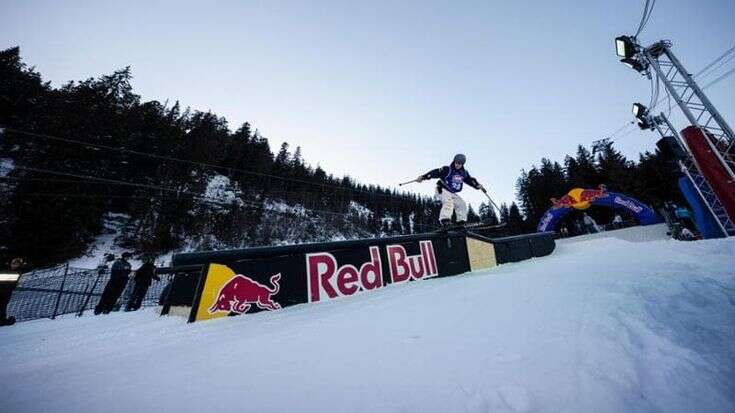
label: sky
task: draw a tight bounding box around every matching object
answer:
[1,0,734,212]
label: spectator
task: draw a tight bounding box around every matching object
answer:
[573,220,583,234]
[679,227,695,240]
[582,213,599,233]
[94,252,132,315]
[125,257,159,311]
[0,257,26,327]
[612,214,623,229]
[559,226,569,237]
[675,205,695,230]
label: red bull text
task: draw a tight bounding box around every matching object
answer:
[307,241,438,303]
[386,240,438,283]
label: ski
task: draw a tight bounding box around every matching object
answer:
[433,222,506,233]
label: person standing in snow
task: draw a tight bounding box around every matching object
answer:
[416,154,484,228]
[612,214,623,229]
[94,252,132,315]
[125,257,159,312]
[0,257,27,327]
[582,213,599,234]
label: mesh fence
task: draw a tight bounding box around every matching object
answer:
[7,264,175,322]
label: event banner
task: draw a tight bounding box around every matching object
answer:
[188,234,498,322]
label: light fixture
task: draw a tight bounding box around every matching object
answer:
[632,103,653,130]
[0,273,20,282]
[615,36,637,58]
[632,103,647,118]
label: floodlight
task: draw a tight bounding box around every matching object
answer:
[632,103,647,118]
[0,273,20,283]
[615,36,637,58]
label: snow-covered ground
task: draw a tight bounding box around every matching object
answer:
[1,236,734,412]
[0,157,14,177]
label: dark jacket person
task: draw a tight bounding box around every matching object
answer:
[94,253,132,315]
[125,259,159,311]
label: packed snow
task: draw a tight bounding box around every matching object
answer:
[1,236,734,412]
[0,157,13,177]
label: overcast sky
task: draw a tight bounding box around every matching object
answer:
[2,0,734,212]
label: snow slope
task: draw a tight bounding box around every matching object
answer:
[1,237,734,412]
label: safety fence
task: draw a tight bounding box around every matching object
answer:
[7,264,174,322]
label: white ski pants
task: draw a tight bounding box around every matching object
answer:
[439,191,468,222]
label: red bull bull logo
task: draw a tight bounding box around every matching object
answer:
[208,273,282,314]
[550,185,608,210]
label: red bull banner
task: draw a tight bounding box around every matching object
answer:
[171,232,556,323]
[537,185,661,232]
[179,233,507,323]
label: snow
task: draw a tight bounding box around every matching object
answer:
[349,200,373,219]
[203,174,242,206]
[1,235,734,412]
[0,157,13,177]
[66,213,140,269]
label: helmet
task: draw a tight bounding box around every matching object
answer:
[453,154,466,165]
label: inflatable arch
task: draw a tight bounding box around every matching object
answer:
[537,185,662,232]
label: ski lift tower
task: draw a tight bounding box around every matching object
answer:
[615,36,735,236]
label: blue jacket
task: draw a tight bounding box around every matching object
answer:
[422,164,480,193]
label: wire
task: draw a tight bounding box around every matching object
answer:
[694,44,735,78]
[640,0,657,35]
[2,128,416,201]
[634,0,656,37]
[7,166,437,231]
[701,66,735,91]
[634,0,650,37]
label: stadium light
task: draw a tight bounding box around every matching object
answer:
[632,103,647,118]
[615,35,647,73]
[615,36,637,58]
[632,103,653,130]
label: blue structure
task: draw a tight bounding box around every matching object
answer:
[537,187,662,232]
[677,177,726,238]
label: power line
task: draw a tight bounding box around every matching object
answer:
[701,66,735,91]
[3,128,418,201]
[694,44,735,78]
[7,166,437,231]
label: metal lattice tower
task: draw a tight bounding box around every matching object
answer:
[630,41,735,237]
[643,43,735,179]
[651,112,735,236]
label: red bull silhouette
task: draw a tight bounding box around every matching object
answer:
[208,273,282,314]
[550,194,576,209]
[578,185,608,203]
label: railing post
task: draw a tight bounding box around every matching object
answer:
[77,269,103,317]
[51,263,69,320]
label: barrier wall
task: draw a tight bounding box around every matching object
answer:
[167,231,556,323]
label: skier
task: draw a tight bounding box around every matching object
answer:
[94,252,132,315]
[416,154,485,228]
